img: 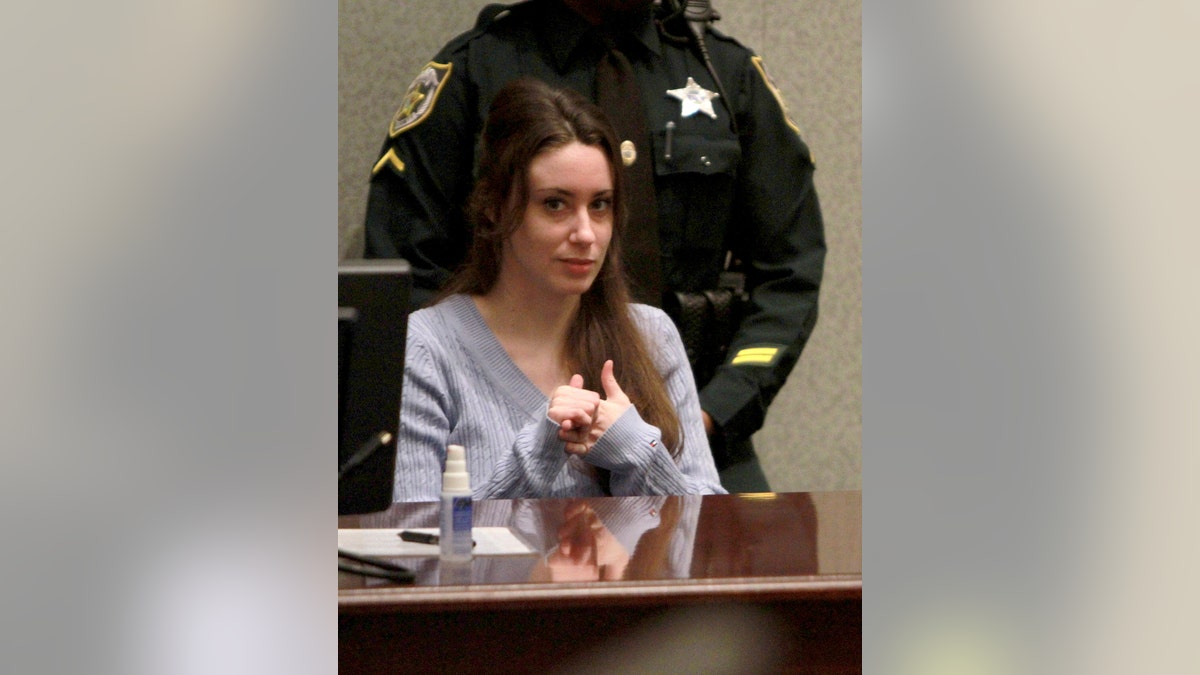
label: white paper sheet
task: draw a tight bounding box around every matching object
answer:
[337,527,536,557]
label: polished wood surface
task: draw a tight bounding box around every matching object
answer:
[339,491,860,673]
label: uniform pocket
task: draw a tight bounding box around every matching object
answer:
[655,131,740,175]
[653,131,740,250]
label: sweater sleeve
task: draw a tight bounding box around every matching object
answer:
[393,326,455,502]
[475,416,575,499]
[586,307,727,496]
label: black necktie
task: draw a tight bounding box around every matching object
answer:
[595,35,662,307]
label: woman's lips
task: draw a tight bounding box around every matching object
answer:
[562,258,595,275]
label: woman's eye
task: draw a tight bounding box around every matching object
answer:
[590,198,612,212]
[544,198,565,211]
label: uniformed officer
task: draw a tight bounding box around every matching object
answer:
[363,0,826,493]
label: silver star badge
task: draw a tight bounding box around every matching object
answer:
[666,77,719,119]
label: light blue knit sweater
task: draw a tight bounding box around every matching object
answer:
[394,294,726,501]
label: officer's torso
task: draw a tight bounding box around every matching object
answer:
[462,4,749,292]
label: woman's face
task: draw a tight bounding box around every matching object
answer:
[501,141,614,300]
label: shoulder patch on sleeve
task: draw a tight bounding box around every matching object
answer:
[750,56,802,137]
[729,344,785,367]
[388,62,453,138]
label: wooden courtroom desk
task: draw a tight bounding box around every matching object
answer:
[339,491,861,674]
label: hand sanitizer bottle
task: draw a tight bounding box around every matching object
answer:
[439,444,473,562]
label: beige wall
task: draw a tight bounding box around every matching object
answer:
[338,0,861,491]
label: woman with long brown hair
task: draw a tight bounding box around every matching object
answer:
[394,78,723,500]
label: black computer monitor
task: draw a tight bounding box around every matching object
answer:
[338,259,411,515]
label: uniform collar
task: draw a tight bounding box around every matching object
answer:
[536,0,662,72]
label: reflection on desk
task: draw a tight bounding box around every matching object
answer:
[339,492,860,674]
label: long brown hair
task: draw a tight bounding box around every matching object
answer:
[439,77,682,457]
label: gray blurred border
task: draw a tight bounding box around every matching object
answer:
[2,2,335,673]
[864,1,1151,672]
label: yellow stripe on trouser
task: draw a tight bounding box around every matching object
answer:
[730,347,779,365]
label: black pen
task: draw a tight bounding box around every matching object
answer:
[399,530,476,547]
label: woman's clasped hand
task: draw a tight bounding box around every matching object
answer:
[548,359,632,456]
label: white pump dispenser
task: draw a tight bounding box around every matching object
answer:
[439,445,473,561]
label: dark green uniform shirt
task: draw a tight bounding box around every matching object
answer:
[364,0,826,461]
